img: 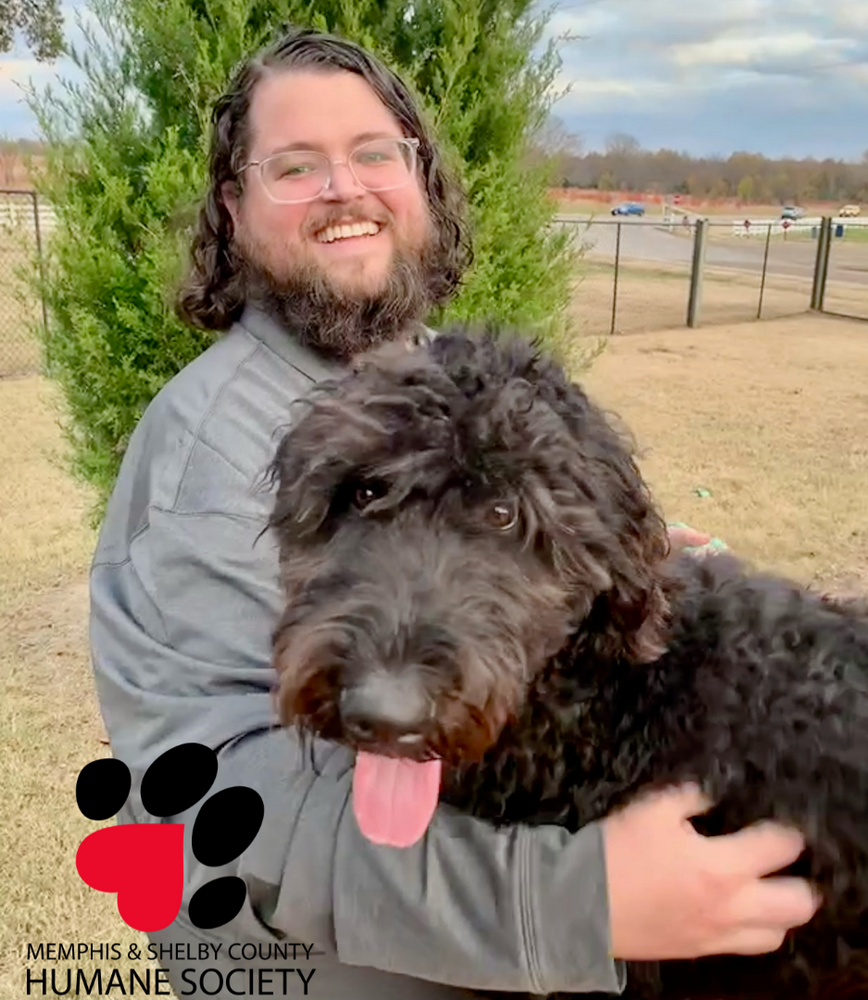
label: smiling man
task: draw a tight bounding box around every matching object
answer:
[89,25,818,1000]
[221,72,438,356]
[176,34,467,357]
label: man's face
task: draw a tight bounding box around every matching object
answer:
[224,69,432,303]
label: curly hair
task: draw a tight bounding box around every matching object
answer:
[176,26,474,331]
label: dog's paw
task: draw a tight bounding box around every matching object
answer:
[75,743,264,932]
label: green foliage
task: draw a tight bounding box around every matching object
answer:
[29,0,578,517]
[0,0,63,60]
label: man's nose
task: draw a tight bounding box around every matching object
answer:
[320,161,364,200]
[340,670,432,746]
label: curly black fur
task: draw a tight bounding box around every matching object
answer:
[268,325,868,999]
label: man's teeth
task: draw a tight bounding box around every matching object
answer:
[317,221,382,243]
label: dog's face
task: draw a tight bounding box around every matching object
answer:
[268,327,669,842]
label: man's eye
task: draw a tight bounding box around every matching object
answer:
[281,164,315,177]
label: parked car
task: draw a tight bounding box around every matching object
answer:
[611,202,645,216]
[780,205,805,220]
[839,204,861,217]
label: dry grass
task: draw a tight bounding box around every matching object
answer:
[0,379,94,613]
[0,378,165,999]
[569,260,868,337]
[568,313,868,592]
[1,314,867,996]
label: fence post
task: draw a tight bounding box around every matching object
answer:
[810,217,832,312]
[757,223,772,320]
[30,191,49,345]
[610,222,622,337]
[686,218,708,328]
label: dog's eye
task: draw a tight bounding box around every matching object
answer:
[353,480,388,510]
[485,499,518,531]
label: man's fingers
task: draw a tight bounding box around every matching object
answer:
[731,876,821,931]
[713,927,789,957]
[667,525,712,551]
[714,820,808,878]
[628,782,715,823]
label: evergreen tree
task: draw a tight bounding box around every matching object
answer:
[29,0,577,516]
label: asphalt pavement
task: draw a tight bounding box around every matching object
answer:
[555,216,868,288]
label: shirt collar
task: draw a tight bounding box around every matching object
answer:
[237,305,344,384]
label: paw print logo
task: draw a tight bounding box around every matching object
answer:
[75,743,264,933]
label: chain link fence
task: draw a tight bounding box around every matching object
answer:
[700,218,815,324]
[561,216,827,338]
[565,219,694,337]
[0,190,49,377]
[823,218,868,322]
[2,198,866,376]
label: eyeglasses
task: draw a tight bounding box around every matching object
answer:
[238,137,421,205]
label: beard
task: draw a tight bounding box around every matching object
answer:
[233,208,448,360]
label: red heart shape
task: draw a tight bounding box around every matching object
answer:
[76,825,184,932]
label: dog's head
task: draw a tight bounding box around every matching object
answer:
[268,324,670,844]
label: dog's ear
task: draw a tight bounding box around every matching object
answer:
[267,381,367,546]
[267,352,455,549]
[268,409,344,545]
[512,351,672,665]
[587,521,671,664]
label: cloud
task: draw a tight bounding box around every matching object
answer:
[668,33,855,72]
[0,58,63,114]
[1,0,866,159]
[828,2,868,34]
[0,0,94,137]
[0,58,45,84]
[543,0,868,158]
[549,1,776,49]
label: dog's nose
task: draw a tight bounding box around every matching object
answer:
[340,670,432,746]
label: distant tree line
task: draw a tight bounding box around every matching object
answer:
[7,126,868,206]
[0,139,47,155]
[535,124,868,205]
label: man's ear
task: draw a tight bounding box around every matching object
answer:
[221,181,240,229]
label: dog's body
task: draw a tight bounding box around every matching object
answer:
[268,327,868,999]
[443,549,868,998]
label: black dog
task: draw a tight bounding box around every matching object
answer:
[268,326,868,999]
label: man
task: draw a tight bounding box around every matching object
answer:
[90,26,817,999]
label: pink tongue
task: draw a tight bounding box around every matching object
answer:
[352,753,442,848]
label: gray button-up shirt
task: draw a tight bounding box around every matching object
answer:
[90,306,625,999]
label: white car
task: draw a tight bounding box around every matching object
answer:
[839,204,861,218]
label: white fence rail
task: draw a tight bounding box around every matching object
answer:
[0,193,57,236]
[730,216,868,237]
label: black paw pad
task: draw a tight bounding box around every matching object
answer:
[75,743,264,931]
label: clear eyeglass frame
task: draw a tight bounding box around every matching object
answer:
[238,136,422,205]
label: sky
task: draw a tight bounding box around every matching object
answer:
[1,0,867,161]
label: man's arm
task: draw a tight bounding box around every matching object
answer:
[90,505,625,996]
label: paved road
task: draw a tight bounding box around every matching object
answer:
[555,216,868,289]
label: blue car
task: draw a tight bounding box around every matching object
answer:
[611,201,645,216]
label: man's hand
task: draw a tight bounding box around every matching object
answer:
[667,523,712,552]
[604,784,820,961]
[667,522,728,557]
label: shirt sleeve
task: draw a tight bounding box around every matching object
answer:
[90,503,625,996]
